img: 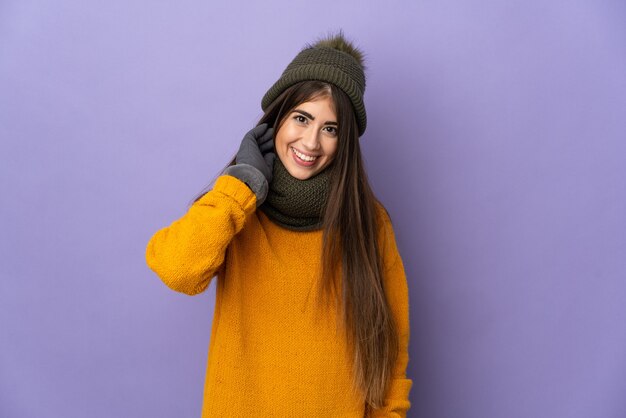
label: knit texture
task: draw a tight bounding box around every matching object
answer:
[261,45,367,136]
[145,174,412,417]
[259,155,331,231]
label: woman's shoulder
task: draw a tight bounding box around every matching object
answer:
[372,199,404,271]
[373,199,394,231]
[373,199,398,245]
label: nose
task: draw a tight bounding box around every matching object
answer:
[300,126,321,151]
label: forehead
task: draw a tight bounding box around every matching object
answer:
[295,95,337,116]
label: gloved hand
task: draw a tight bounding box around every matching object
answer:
[223,123,276,207]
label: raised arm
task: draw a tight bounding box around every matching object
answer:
[145,175,256,295]
[146,124,276,295]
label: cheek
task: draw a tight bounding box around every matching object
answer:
[275,124,297,149]
[274,131,288,152]
[324,141,338,158]
[274,134,286,152]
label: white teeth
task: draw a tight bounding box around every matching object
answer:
[292,147,318,162]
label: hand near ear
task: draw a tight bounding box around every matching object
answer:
[224,123,276,207]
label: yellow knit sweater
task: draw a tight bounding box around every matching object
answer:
[145,174,412,417]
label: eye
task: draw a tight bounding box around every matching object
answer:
[324,126,338,136]
[293,115,307,124]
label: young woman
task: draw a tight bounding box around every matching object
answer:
[146,31,412,417]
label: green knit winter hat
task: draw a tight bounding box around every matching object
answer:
[261,31,367,136]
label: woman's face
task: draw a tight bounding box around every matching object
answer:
[274,95,339,180]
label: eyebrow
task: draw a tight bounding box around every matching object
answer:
[293,109,338,126]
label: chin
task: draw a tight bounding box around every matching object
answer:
[286,166,322,180]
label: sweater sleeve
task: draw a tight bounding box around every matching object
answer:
[145,175,257,295]
[370,206,413,418]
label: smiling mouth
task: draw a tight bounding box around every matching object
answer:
[291,147,319,162]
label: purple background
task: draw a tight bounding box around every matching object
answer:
[1,1,625,417]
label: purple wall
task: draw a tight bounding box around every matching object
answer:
[1,1,625,417]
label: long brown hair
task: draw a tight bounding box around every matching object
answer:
[189,80,398,411]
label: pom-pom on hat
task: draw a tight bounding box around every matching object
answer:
[261,30,368,136]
